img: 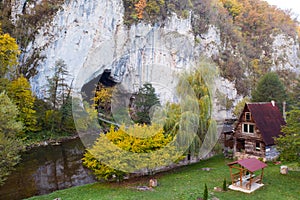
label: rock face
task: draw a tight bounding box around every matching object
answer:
[15,1,236,103]
[12,0,300,114]
[271,34,300,73]
[0,138,96,200]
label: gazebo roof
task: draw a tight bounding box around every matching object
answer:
[228,158,267,172]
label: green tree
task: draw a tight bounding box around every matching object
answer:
[72,100,101,137]
[7,76,37,133]
[43,100,75,134]
[163,103,181,136]
[223,178,227,191]
[44,59,74,134]
[59,96,76,133]
[288,78,300,109]
[0,2,14,34]
[174,60,218,158]
[276,107,300,163]
[0,92,23,136]
[0,26,20,77]
[0,133,23,186]
[0,92,23,185]
[203,183,208,200]
[233,96,250,118]
[251,72,286,106]
[178,63,216,144]
[46,59,71,109]
[33,98,52,132]
[130,83,160,125]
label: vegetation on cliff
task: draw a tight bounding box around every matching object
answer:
[122,0,299,96]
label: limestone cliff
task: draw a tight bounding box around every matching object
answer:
[9,0,300,118]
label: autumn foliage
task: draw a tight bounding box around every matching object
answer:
[135,0,147,19]
[82,124,183,181]
[0,26,20,77]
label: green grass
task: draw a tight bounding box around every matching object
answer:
[27,155,300,200]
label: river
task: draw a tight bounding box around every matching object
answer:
[0,137,96,200]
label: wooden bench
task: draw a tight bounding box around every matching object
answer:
[238,174,255,182]
[252,175,261,183]
[245,175,261,189]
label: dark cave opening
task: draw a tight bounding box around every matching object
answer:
[81,69,117,103]
[99,70,118,87]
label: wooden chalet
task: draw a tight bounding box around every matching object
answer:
[224,102,286,161]
[227,158,267,193]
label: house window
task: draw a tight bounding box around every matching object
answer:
[245,112,251,121]
[256,142,261,151]
[242,123,254,134]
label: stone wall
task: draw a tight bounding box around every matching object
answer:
[265,145,280,161]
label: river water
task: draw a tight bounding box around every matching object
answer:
[0,138,96,200]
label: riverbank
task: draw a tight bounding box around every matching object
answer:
[25,134,80,150]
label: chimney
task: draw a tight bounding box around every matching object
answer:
[271,100,275,107]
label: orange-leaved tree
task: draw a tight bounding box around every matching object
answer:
[135,0,147,19]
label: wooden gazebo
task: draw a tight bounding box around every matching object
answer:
[227,158,267,193]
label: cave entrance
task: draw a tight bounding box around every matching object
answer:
[99,69,118,87]
[81,69,117,103]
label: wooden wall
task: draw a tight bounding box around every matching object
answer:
[233,109,266,159]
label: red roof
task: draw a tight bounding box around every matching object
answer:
[228,158,267,172]
[245,103,286,146]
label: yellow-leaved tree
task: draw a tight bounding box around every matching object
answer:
[219,0,242,19]
[7,76,37,133]
[82,123,183,181]
[0,25,20,77]
[93,83,113,118]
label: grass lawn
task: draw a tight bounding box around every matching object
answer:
[27,155,300,200]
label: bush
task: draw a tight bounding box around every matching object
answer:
[0,133,23,186]
[223,178,227,191]
[82,124,182,181]
[203,183,208,200]
[0,92,24,186]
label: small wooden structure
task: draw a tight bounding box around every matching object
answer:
[227,158,267,193]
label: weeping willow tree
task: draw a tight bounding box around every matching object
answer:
[163,102,181,136]
[175,59,218,157]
